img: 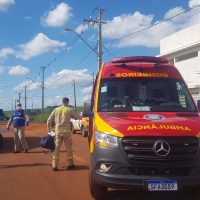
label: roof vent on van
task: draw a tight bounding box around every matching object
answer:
[111,56,168,64]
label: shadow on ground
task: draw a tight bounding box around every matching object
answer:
[0,163,51,169]
[0,136,42,153]
[100,189,199,200]
[59,165,89,171]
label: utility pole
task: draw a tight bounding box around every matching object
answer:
[97,7,103,69]
[84,7,105,69]
[15,99,17,108]
[41,66,46,112]
[25,86,27,111]
[32,100,33,111]
[92,72,95,85]
[72,79,77,110]
[18,92,21,103]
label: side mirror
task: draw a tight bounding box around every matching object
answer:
[83,100,93,117]
[197,100,200,112]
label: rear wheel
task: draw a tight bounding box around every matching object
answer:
[182,187,199,197]
[81,126,88,137]
[71,127,76,134]
[89,165,108,199]
[0,133,3,148]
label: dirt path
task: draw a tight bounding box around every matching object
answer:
[0,124,92,200]
[0,123,199,200]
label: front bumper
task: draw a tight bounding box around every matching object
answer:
[95,170,200,190]
[91,139,200,190]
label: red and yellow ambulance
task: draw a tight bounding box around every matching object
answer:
[83,56,200,199]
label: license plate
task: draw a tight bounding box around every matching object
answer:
[147,180,178,191]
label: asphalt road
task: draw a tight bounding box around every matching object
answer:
[0,124,199,200]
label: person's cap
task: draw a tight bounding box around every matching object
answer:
[17,103,22,107]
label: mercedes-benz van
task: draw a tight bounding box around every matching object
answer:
[83,56,200,199]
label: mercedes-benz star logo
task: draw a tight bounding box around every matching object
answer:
[153,140,170,157]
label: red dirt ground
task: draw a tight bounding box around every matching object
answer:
[0,123,199,200]
[0,123,92,200]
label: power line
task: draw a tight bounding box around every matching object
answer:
[44,35,80,71]
[109,4,200,42]
[75,50,93,67]
[64,28,97,54]
[102,44,116,58]
[47,45,97,84]
[15,39,79,110]
[72,47,96,69]
[18,35,80,95]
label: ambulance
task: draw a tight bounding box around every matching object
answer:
[83,56,200,199]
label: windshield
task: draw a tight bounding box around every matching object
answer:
[98,78,196,112]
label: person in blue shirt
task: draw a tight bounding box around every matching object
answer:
[7,103,29,153]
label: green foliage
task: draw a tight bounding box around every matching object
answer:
[4,111,12,118]
[31,112,51,123]
[4,106,83,123]
[30,106,83,123]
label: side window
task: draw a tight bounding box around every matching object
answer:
[176,82,186,107]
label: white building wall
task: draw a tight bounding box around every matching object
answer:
[160,23,200,56]
[175,55,200,87]
[159,23,200,102]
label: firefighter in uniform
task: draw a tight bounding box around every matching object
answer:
[7,103,29,153]
[47,97,81,171]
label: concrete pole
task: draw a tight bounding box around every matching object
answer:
[41,66,46,112]
[73,79,77,110]
[97,7,103,69]
[25,86,27,111]
[18,93,21,103]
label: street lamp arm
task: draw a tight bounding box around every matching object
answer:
[64,28,98,55]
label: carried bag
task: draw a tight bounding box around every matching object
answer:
[40,132,55,151]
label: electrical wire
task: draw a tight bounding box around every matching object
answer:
[73,50,94,69]
[109,4,200,42]
[102,44,116,58]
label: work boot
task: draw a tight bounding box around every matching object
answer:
[52,166,58,171]
[24,149,28,153]
[13,150,20,153]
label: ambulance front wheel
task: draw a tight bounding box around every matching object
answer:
[81,126,88,137]
[89,165,108,200]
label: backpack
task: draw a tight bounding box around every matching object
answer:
[40,134,55,151]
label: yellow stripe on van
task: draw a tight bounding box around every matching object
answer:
[95,113,124,137]
[196,132,200,138]
[90,134,95,153]
[94,65,103,112]
[90,63,123,153]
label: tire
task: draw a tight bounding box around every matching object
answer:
[182,187,199,197]
[89,165,108,199]
[0,133,3,149]
[81,126,88,137]
[72,127,76,134]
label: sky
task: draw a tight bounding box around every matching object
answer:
[0,0,200,110]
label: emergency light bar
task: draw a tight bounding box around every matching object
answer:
[111,56,168,64]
